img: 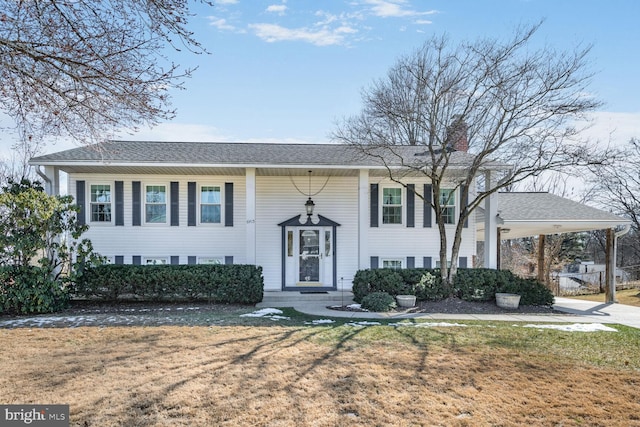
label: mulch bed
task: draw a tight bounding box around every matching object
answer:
[329,297,565,315]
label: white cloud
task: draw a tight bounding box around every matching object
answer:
[266,4,287,15]
[249,23,356,46]
[216,0,238,4]
[361,0,437,18]
[414,19,433,25]
[208,16,237,32]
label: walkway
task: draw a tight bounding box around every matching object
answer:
[258,293,640,329]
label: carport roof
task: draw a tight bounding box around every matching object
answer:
[476,192,630,240]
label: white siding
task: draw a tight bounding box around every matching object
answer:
[255,175,360,291]
[367,178,476,268]
[68,170,478,292]
[69,173,246,264]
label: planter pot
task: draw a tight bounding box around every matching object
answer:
[495,293,521,310]
[396,295,417,308]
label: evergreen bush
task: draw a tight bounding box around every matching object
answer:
[361,291,397,312]
[74,264,264,304]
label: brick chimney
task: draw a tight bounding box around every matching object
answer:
[446,115,468,152]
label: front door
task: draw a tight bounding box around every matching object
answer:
[279,214,340,291]
[299,228,321,283]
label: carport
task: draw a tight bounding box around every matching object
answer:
[477,192,631,302]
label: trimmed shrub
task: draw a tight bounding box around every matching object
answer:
[74,264,264,304]
[352,268,448,302]
[361,291,397,312]
[353,267,553,306]
[498,277,554,306]
[0,266,70,314]
[399,269,449,301]
[454,268,553,306]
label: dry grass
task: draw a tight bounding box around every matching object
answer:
[1,324,640,426]
[569,288,640,307]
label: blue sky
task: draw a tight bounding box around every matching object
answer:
[3,0,640,155]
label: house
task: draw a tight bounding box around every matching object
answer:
[29,141,629,296]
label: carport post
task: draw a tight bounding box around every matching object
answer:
[537,234,545,284]
[605,228,615,303]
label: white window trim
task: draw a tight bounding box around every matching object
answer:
[382,258,403,270]
[381,186,403,226]
[144,257,168,265]
[439,188,457,225]
[198,257,224,265]
[144,183,169,225]
[88,182,114,225]
[198,184,223,226]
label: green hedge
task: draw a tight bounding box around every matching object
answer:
[454,268,554,305]
[0,266,70,314]
[352,268,449,302]
[352,268,554,306]
[75,264,264,303]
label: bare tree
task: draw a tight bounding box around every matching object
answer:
[333,23,607,285]
[589,138,640,274]
[0,0,211,146]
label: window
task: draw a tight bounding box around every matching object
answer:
[145,185,167,223]
[439,189,456,224]
[90,184,112,222]
[199,257,223,265]
[435,260,452,268]
[382,187,402,224]
[200,185,221,223]
[145,257,167,265]
[382,259,403,270]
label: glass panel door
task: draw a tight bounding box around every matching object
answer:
[299,229,320,282]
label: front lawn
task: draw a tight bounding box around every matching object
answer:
[1,311,639,426]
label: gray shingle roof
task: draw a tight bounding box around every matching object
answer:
[30,140,506,169]
[496,192,624,222]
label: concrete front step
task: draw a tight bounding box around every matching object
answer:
[257,291,355,307]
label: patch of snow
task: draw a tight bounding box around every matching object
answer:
[346,321,381,327]
[523,323,618,332]
[267,315,291,321]
[346,304,367,311]
[240,308,284,318]
[305,319,336,325]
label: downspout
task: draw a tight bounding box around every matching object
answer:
[35,166,52,195]
[611,224,632,303]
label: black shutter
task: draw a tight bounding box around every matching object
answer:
[461,185,469,228]
[407,184,415,228]
[76,181,86,225]
[459,257,468,268]
[225,256,234,265]
[423,184,432,228]
[407,256,415,269]
[188,256,197,265]
[115,256,124,265]
[133,256,141,265]
[171,256,179,265]
[187,182,196,226]
[370,256,379,269]
[132,181,141,226]
[370,184,379,227]
[423,256,432,269]
[225,182,234,227]
[170,181,179,226]
[115,181,124,226]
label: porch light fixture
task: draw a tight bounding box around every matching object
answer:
[305,197,315,217]
[304,170,315,217]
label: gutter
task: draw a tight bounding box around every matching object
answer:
[35,166,51,188]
